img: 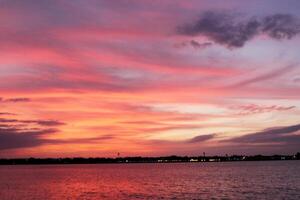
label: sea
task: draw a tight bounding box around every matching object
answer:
[0,161,299,199]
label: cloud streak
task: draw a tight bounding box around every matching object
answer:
[0,118,65,127]
[143,133,215,146]
[0,97,31,103]
[231,104,295,115]
[0,112,15,115]
[187,134,215,143]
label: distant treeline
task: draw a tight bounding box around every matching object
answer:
[0,153,299,165]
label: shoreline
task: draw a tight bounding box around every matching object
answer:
[0,154,299,165]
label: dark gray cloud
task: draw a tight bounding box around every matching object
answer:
[0,126,114,150]
[0,114,112,150]
[0,127,57,150]
[225,123,300,144]
[0,114,67,150]
[178,11,300,48]
[187,134,215,143]
[262,14,300,39]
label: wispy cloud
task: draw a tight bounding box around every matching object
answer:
[174,40,212,49]
[230,104,295,115]
[226,64,296,88]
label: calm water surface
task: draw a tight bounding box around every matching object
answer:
[0,161,299,200]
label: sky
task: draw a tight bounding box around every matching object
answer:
[0,0,300,157]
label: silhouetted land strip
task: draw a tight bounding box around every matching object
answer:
[0,153,299,165]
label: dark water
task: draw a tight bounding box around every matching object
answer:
[0,161,299,200]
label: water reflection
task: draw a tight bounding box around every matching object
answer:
[0,161,300,199]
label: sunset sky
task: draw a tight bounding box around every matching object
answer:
[1,0,300,157]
